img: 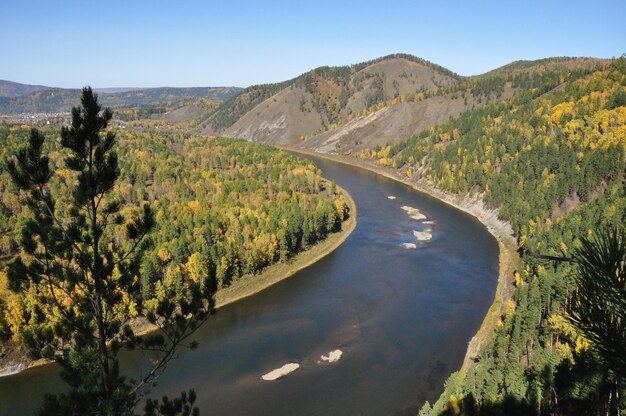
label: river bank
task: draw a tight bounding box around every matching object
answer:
[279,146,519,370]
[0,184,357,378]
[213,183,356,309]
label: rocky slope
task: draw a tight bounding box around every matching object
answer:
[203,54,461,144]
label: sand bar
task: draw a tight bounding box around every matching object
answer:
[413,230,432,241]
[401,205,427,220]
[320,349,343,363]
[261,363,300,381]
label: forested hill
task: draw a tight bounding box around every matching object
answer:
[0,128,350,349]
[0,80,48,98]
[358,58,626,415]
[200,54,461,144]
[4,56,607,154]
[202,55,607,154]
[475,56,604,78]
[0,85,242,114]
[364,58,623,235]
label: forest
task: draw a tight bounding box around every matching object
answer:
[361,58,626,414]
[0,126,349,350]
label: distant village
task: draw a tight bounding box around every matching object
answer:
[0,111,71,127]
[0,112,137,132]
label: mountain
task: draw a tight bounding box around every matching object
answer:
[0,86,242,114]
[0,80,49,98]
[93,87,143,94]
[200,54,461,144]
[203,55,607,153]
[101,87,243,105]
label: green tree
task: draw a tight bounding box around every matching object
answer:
[569,227,626,380]
[6,88,215,415]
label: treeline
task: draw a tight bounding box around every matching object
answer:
[464,57,605,99]
[361,58,626,414]
[0,129,348,343]
[415,57,604,106]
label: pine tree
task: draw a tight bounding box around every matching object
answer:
[7,87,215,415]
[569,227,626,380]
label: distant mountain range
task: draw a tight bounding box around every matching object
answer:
[0,81,242,114]
[0,80,49,98]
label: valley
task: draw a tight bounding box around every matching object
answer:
[1,150,499,416]
[1,52,625,415]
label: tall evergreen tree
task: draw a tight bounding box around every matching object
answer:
[569,227,626,380]
[6,87,215,415]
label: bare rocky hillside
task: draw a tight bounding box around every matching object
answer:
[203,55,460,144]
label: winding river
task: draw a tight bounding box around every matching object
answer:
[0,155,498,416]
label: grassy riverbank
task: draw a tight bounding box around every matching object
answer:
[278,145,519,371]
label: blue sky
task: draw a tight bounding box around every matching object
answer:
[1,0,624,88]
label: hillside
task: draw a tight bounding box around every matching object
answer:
[0,80,49,98]
[303,57,608,154]
[354,57,626,415]
[0,85,242,114]
[204,56,607,153]
[477,56,605,78]
[297,87,514,153]
[200,54,461,144]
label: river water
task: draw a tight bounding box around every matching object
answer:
[0,155,498,416]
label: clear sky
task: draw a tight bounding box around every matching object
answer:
[1,0,624,88]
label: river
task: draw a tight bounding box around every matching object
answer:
[0,154,498,416]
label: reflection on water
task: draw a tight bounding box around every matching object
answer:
[0,155,498,416]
